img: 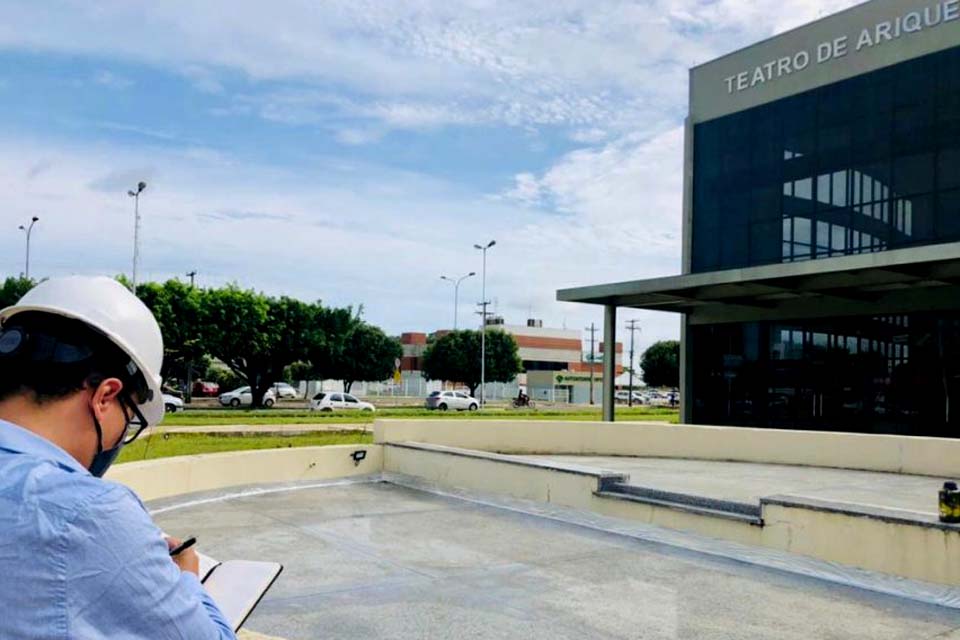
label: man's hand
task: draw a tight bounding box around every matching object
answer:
[165,537,199,576]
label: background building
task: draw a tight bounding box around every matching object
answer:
[560,0,960,435]
[400,319,623,403]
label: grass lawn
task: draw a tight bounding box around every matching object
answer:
[117,430,373,463]
[161,405,680,426]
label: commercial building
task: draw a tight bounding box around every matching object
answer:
[400,319,623,403]
[559,0,960,435]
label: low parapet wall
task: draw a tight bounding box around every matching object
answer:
[107,444,383,501]
[374,419,960,477]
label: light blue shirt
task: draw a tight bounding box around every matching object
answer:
[0,419,236,639]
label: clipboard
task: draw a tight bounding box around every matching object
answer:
[197,552,283,631]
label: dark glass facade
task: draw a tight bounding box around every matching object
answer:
[688,44,960,436]
[691,314,960,437]
[691,45,960,272]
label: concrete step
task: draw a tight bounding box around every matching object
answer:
[598,482,762,524]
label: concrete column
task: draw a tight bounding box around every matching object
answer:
[680,314,694,424]
[603,304,617,422]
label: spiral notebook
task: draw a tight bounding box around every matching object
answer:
[197,552,283,631]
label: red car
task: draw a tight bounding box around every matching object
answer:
[192,380,220,397]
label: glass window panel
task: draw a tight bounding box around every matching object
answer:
[782,218,791,242]
[940,147,960,191]
[817,221,830,253]
[939,190,960,239]
[719,225,749,268]
[817,174,831,205]
[832,171,847,207]
[794,217,812,244]
[831,225,846,253]
[893,153,935,195]
[794,178,813,200]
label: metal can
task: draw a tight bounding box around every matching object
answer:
[939,481,960,524]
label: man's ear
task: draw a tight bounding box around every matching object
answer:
[88,378,124,419]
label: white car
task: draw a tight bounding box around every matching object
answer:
[162,394,184,413]
[219,386,277,408]
[615,390,645,404]
[309,392,375,412]
[271,382,299,399]
[425,390,479,411]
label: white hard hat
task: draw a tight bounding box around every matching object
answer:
[0,276,165,425]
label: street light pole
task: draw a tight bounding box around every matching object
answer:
[440,272,476,330]
[17,216,39,279]
[625,319,641,407]
[127,181,147,291]
[473,240,496,406]
[186,270,197,288]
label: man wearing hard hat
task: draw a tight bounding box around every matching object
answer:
[0,276,235,638]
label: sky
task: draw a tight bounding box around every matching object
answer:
[0,0,861,358]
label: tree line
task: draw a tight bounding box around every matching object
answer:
[2,276,402,407]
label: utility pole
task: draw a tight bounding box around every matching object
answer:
[625,319,641,407]
[586,323,598,405]
[186,270,197,287]
[127,181,147,291]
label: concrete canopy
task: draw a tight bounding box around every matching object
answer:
[557,241,960,325]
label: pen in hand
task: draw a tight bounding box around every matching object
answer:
[169,536,197,557]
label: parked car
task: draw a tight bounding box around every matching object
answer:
[219,386,277,408]
[272,382,299,399]
[162,394,184,413]
[193,380,220,397]
[309,392,375,412]
[614,390,645,404]
[425,390,479,411]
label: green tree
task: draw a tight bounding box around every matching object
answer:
[335,324,402,392]
[307,306,361,382]
[137,280,207,399]
[0,277,35,308]
[421,329,522,397]
[201,287,318,408]
[641,340,680,388]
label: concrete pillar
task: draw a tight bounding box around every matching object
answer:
[680,314,693,424]
[603,304,617,422]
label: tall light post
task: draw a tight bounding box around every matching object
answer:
[474,240,496,406]
[440,271,475,330]
[17,216,39,280]
[625,319,641,407]
[128,181,147,291]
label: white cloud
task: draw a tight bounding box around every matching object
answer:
[502,126,684,255]
[92,70,133,89]
[0,0,865,353]
[0,133,682,352]
[0,0,862,135]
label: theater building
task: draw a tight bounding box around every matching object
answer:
[559,0,960,435]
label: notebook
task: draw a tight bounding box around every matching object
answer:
[197,551,283,631]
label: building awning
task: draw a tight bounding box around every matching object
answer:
[557,242,960,325]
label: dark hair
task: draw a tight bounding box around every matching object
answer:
[0,312,146,405]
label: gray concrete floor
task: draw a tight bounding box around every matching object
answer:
[533,456,947,514]
[152,481,960,639]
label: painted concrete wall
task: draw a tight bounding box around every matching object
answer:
[383,441,960,587]
[384,444,609,510]
[107,444,383,502]
[374,419,960,477]
[762,502,960,586]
